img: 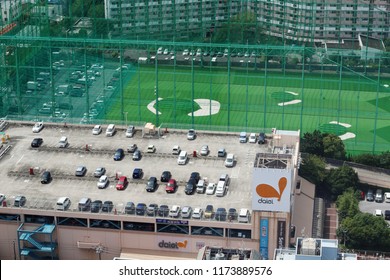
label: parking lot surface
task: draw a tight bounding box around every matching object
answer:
[0,123,266,215]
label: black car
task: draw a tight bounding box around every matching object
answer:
[184,179,197,195]
[146,203,159,216]
[189,172,200,184]
[160,171,172,183]
[136,203,147,216]
[91,200,103,213]
[41,171,52,184]
[146,177,158,192]
[102,201,114,212]
[125,202,135,214]
[132,149,142,161]
[158,205,169,217]
[31,138,43,148]
[215,208,227,221]
[113,148,124,161]
[132,168,143,179]
[228,208,237,221]
[258,132,266,144]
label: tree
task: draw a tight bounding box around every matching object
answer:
[340,213,390,251]
[324,165,359,199]
[300,130,324,156]
[298,154,326,186]
[336,190,360,222]
[323,134,346,160]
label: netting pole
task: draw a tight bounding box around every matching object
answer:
[372,58,382,154]
[155,44,159,127]
[191,46,195,128]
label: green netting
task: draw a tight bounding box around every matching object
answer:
[0,0,390,155]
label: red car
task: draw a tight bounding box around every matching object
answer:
[165,179,178,193]
[116,176,128,190]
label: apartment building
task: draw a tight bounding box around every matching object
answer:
[104,0,390,42]
[104,0,243,39]
[250,0,390,42]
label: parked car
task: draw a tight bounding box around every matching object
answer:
[172,145,181,155]
[146,177,158,192]
[14,195,27,207]
[132,149,142,161]
[200,145,209,156]
[215,208,227,221]
[217,148,226,157]
[228,208,238,221]
[184,179,197,195]
[196,179,207,194]
[206,183,217,195]
[113,148,124,161]
[181,206,193,219]
[169,205,181,218]
[78,197,92,211]
[97,175,109,189]
[146,203,158,216]
[125,125,135,137]
[132,168,143,179]
[93,167,106,177]
[258,132,266,144]
[158,205,170,217]
[187,129,196,140]
[147,144,156,153]
[239,132,247,143]
[166,179,178,193]
[75,166,87,176]
[90,200,103,213]
[124,202,135,214]
[116,176,128,190]
[31,138,43,148]
[102,201,114,212]
[224,153,235,167]
[189,172,200,184]
[374,209,383,217]
[366,189,374,202]
[41,171,52,184]
[127,144,137,153]
[192,207,203,219]
[136,203,147,216]
[160,171,172,182]
[204,205,214,218]
[249,133,257,143]
[375,189,383,203]
[32,122,44,133]
[92,125,102,135]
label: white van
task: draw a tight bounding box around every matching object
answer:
[56,197,71,211]
[58,136,68,148]
[238,208,250,223]
[224,153,234,167]
[215,180,227,197]
[106,124,116,136]
[177,151,187,165]
[384,192,390,203]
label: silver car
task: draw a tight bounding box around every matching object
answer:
[200,145,209,156]
[97,175,109,189]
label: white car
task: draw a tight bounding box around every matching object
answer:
[169,205,181,218]
[249,133,257,143]
[92,125,102,135]
[192,207,203,219]
[206,183,216,195]
[147,145,156,153]
[200,145,209,156]
[374,209,383,217]
[187,129,196,140]
[32,122,44,133]
[181,206,192,219]
[97,175,109,189]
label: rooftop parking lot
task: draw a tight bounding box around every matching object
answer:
[0,122,269,220]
